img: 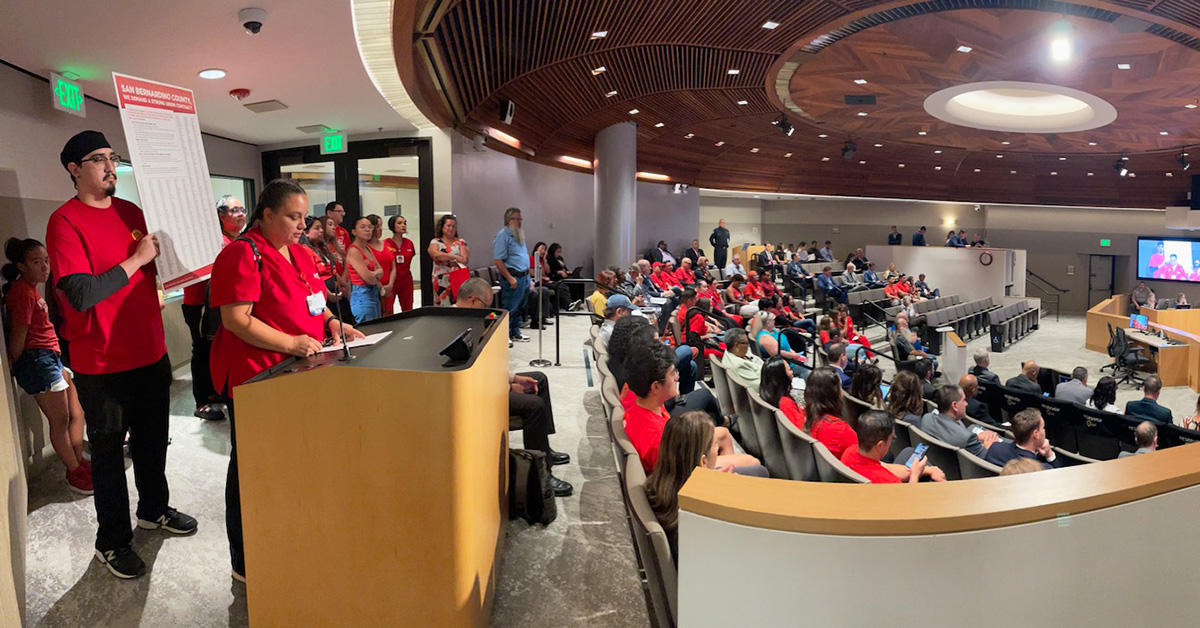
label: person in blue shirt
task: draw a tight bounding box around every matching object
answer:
[493,207,531,342]
[785,258,811,299]
[863,262,885,289]
[816,266,846,304]
[911,226,927,246]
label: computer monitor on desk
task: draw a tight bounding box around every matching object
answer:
[1130,314,1149,331]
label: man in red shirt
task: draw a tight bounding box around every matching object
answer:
[324,201,352,253]
[47,131,197,579]
[674,257,697,287]
[1154,254,1187,281]
[841,410,945,483]
[623,342,757,472]
[743,271,765,301]
[180,195,245,422]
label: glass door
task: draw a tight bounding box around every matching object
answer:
[357,155,424,311]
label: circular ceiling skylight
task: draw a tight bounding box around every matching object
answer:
[924,81,1117,133]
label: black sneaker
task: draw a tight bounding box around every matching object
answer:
[95,546,146,579]
[194,403,227,421]
[138,507,198,535]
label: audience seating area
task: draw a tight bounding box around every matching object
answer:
[919,296,1002,351]
[988,300,1039,352]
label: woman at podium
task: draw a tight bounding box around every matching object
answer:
[209,179,364,583]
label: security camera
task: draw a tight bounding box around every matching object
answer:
[239,7,267,35]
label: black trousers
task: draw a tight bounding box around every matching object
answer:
[223,392,245,574]
[509,371,556,455]
[74,354,172,551]
[667,387,722,426]
[181,303,217,408]
[713,246,728,270]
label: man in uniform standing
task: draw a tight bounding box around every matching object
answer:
[47,131,197,579]
[709,218,730,271]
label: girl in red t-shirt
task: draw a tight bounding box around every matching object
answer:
[803,368,857,458]
[2,237,91,494]
[385,215,416,313]
[759,356,805,431]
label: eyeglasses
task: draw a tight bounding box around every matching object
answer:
[220,207,248,216]
[81,154,122,166]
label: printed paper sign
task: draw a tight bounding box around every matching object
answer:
[112,72,222,290]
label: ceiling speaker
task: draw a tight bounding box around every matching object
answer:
[501,99,515,125]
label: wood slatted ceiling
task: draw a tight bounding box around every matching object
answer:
[410,0,1200,207]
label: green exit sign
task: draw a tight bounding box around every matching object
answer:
[320,133,347,155]
[51,72,86,118]
[1100,239,1111,247]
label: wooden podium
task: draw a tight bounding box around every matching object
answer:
[233,307,509,626]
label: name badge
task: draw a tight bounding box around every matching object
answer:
[396,254,405,265]
[306,291,326,317]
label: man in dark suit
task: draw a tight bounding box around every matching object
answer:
[887,225,903,246]
[970,349,1001,386]
[984,408,1062,469]
[1005,360,1043,395]
[911,226,927,246]
[683,239,705,267]
[915,358,937,401]
[816,266,847,305]
[918,385,1000,458]
[959,374,997,426]
[829,343,853,391]
[1125,375,1173,424]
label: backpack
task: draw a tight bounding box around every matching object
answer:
[508,448,557,525]
[202,236,261,341]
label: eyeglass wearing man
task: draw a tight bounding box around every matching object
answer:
[181,195,246,422]
[492,207,531,342]
[47,130,198,579]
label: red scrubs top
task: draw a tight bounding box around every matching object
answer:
[208,227,327,393]
[384,237,415,276]
[46,197,166,374]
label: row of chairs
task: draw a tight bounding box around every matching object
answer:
[988,301,1039,352]
[592,331,678,628]
[975,380,1200,460]
[924,297,1001,342]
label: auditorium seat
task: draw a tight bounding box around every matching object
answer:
[891,418,914,461]
[1053,447,1099,467]
[774,411,820,482]
[708,359,736,419]
[812,442,869,483]
[957,449,1002,479]
[623,457,678,628]
[906,424,963,481]
[601,378,621,421]
[725,376,762,458]
[747,390,789,480]
[1036,397,1080,454]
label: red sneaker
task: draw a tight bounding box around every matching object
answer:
[67,464,94,496]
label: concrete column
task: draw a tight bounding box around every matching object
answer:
[594,122,637,273]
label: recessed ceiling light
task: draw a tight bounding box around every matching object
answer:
[685,133,694,139]
[1160,131,1170,135]
[935,166,942,171]
[1010,170,1016,174]
[736,100,748,105]
[859,160,866,164]
[606,90,618,97]
[1001,141,1011,145]
[1050,37,1071,62]
[754,195,760,198]
[918,131,927,136]
[1059,157,1067,160]
[591,30,608,39]
[591,66,606,75]
[728,69,740,75]
[654,122,664,128]
[1187,104,1198,109]
[750,148,759,153]
[818,134,829,138]
[974,168,981,172]
[854,79,868,85]
[559,156,592,168]
[628,109,639,114]
[636,171,670,181]
[785,152,793,157]
[996,154,1003,158]
[1088,142,1097,146]
[1129,172,1137,177]
[898,164,905,168]
[1051,171,1058,175]
[715,141,725,146]
[1117,63,1131,70]
[821,157,830,161]
[1167,172,1175,177]
[762,20,780,29]
[1088,172,1094,176]
[874,143,883,147]
[934,150,942,154]
[957,45,973,53]
[857,112,868,117]
[198,68,226,80]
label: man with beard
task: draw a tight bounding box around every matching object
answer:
[47,131,197,579]
[493,207,531,342]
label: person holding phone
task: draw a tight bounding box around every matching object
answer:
[209,179,365,583]
[842,411,945,483]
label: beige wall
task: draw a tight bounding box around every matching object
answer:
[699,197,762,256]
[0,330,27,624]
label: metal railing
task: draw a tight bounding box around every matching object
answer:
[1025,270,1065,322]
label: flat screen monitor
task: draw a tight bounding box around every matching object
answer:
[1138,237,1200,282]
[1130,314,1149,331]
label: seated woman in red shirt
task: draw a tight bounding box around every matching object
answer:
[834,305,873,357]
[759,357,804,431]
[724,275,759,318]
[803,367,858,458]
[3,237,91,494]
[622,341,757,472]
[209,179,365,582]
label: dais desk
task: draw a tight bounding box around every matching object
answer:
[1087,296,1200,391]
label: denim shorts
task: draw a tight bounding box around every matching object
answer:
[13,348,69,395]
[350,284,381,323]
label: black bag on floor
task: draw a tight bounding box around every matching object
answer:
[508,448,557,525]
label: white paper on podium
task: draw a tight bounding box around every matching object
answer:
[318,331,393,354]
[112,72,222,290]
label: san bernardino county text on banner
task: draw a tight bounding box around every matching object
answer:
[111,72,221,290]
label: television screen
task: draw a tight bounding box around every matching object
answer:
[1138,237,1200,282]
[1129,314,1149,331]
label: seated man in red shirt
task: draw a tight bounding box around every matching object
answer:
[1154,254,1188,281]
[623,341,758,472]
[674,257,697,287]
[661,261,684,289]
[759,270,778,299]
[841,410,945,483]
[743,270,765,302]
[883,275,904,303]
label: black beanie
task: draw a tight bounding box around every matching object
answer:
[60,130,111,170]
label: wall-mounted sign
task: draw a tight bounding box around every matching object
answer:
[51,72,86,117]
[321,133,347,155]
